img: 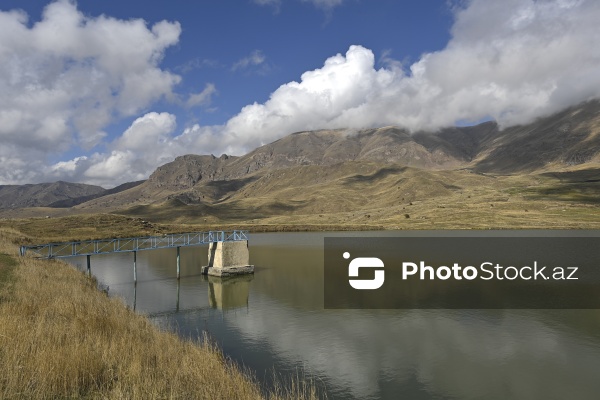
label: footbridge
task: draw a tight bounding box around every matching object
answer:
[19,230,253,281]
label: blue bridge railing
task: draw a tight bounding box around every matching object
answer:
[19,230,249,259]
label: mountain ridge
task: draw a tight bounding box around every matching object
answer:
[3,100,600,222]
[0,180,144,210]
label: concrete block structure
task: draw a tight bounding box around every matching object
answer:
[201,240,254,277]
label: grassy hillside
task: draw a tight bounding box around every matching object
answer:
[2,162,599,235]
[0,229,318,399]
[2,101,600,229]
[112,162,600,230]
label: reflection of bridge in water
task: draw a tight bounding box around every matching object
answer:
[19,231,249,282]
[142,274,254,316]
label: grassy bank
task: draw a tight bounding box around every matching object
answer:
[3,206,600,249]
[0,213,388,245]
[0,230,318,399]
[0,251,17,288]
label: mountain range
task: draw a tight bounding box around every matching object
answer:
[2,100,600,228]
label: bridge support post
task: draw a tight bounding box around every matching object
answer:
[176,279,180,312]
[201,240,254,277]
[133,251,137,284]
[176,246,181,280]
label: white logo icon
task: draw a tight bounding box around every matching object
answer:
[345,252,385,290]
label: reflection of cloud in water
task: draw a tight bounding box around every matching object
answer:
[226,296,600,399]
[68,248,210,314]
[69,247,207,287]
[66,239,600,399]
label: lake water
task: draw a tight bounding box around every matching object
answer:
[68,231,600,400]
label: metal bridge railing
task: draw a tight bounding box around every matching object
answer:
[19,230,249,259]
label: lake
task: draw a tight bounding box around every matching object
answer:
[68,231,600,400]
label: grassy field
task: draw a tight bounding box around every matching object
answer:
[0,251,17,288]
[2,173,600,245]
[0,229,319,399]
[1,203,599,249]
[105,164,600,230]
[2,164,600,233]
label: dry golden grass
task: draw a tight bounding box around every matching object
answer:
[2,163,600,236]
[0,214,174,244]
[0,230,320,400]
[0,213,384,246]
[110,164,600,230]
[0,164,599,251]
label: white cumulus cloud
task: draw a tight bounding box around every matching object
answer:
[0,0,181,184]
[51,112,182,187]
[7,0,600,188]
[115,112,177,151]
[206,0,600,153]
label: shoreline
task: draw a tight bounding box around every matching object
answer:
[1,212,600,246]
[1,213,598,398]
[0,229,318,399]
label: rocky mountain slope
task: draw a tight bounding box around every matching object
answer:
[0,181,105,209]
[74,100,600,214]
[0,180,144,210]
[4,100,600,226]
[47,181,144,208]
[471,100,600,172]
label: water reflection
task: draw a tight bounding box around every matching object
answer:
[208,275,253,310]
[67,232,600,400]
[224,300,600,399]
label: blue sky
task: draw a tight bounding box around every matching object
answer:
[2,0,453,135]
[11,0,452,134]
[75,0,451,111]
[2,0,600,186]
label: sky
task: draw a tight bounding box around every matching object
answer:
[1,0,600,187]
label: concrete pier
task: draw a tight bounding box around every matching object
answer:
[201,240,254,277]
